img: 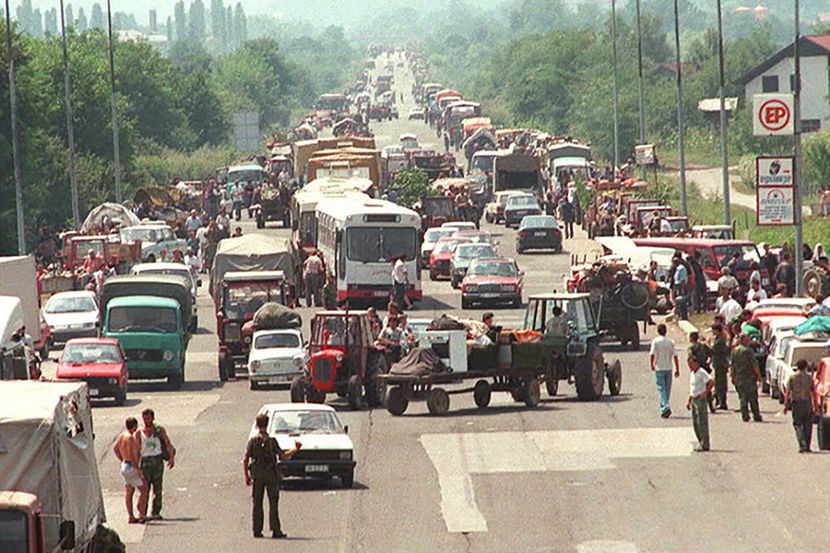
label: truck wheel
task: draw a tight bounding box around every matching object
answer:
[461,297,470,310]
[365,354,389,408]
[523,378,541,408]
[191,315,199,332]
[485,212,494,223]
[168,369,183,390]
[426,388,450,415]
[473,380,491,408]
[761,379,770,394]
[818,415,830,450]
[250,380,259,391]
[545,365,559,397]
[575,346,605,401]
[348,375,363,410]
[219,353,232,382]
[114,387,127,407]
[607,359,622,396]
[429,269,437,281]
[290,377,306,403]
[256,216,264,229]
[803,266,830,299]
[770,382,780,399]
[385,386,408,416]
[341,470,355,488]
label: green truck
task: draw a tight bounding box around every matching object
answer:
[100,275,192,389]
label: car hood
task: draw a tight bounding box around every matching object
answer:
[57,362,123,379]
[249,347,305,363]
[275,433,353,451]
[44,311,98,328]
[432,252,453,261]
[464,275,519,285]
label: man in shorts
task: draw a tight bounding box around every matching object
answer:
[112,417,147,523]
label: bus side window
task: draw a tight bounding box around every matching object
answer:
[336,230,345,279]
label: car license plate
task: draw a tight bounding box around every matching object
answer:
[481,293,499,298]
[269,377,287,384]
[373,291,387,298]
[534,231,547,237]
[305,464,328,473]
[89,388,99,397]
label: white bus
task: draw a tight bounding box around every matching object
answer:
[290,177,372,253]
[316,198,422,304]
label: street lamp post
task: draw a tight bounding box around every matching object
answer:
[635,0,646,180]
[611,0,620,174]
[106,0,122,203]
[4,0,26,253]
[59,0,81,228]
[716,0,730,226]
[673,0,687,216]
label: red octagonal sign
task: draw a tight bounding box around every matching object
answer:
[758,99,790,132]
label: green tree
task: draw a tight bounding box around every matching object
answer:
[233,3,247,42]
[76,7,87,32]
[210,0,225,42]
[174,1,187,41]
[188,0,206,41]
[90,4,104,30]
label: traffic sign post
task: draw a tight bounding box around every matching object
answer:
[756,156,795,226]
[753,93,794,136]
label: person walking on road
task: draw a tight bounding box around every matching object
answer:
[783,359,818,452]
[139,408,176,521]
[302,251,324,307]
[709,323,730,410]
[731,333,763,423]
[686,356,714,452]
[650,323,680,418]
[392,255,412,310]
[244,413,301,539]
[558,196,575,239]
[113,417,147,523]
[230,181,245,221]
[688,331,716,413]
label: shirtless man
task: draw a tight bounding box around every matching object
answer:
[112,417,147,523]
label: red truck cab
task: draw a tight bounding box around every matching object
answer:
[0,491,75,553]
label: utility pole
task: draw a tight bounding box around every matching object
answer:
[611,0,620,175]
[716,0,730,225]
[5,0,25,253]
[673,0,687,216]
[793,0,804,295]
[59,0,81,229]
[635,0,646,180]
[106,0,122,202]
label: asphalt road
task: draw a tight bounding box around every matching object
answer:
[41,53,829,553]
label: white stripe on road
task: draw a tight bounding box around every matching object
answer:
[421,427,694,533]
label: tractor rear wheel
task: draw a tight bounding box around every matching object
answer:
[575,345,605,401]
[803,266,830,299]
[290,377,306,403]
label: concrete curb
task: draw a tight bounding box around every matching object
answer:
[678,320,698,337]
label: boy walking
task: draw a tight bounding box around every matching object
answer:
[687,356,714,452]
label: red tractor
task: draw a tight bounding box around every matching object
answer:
[290,311,388,410]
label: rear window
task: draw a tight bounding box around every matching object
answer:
[255,333,301,349]
[63,343,121,363]
[521,216,555,229]
[507,196,537,207]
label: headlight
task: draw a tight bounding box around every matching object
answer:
[244,336,252,344]
[335,353,344,362]
[293,356,304,367]
[250,360,260,372]
[465,284,478,292]
[108,377,117,385]
[501,284,515,292]
[82,322,96,329]
[163,350,174,361]
[339,450,353,460]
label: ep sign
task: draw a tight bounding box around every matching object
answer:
[753,93,794,136]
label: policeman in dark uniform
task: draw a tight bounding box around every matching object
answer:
[243,413,301,539]
[731,333,763,422]
[709,323,731,410]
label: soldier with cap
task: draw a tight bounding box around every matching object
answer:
[731,333,763,422]
[709,323,731,410]
[783,359,818,453]
[243,413,301,539]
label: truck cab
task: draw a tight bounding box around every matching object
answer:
[217,271,287,381]
[0,296,34,380]
[0,491,76,553]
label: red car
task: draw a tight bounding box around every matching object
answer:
[461,257,523,309]
[429,237,471,281]
[56,338,128,406]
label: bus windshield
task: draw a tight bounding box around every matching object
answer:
[346,227,417,263]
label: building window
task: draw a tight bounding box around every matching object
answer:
[762,75,779,93]
[801,119,821,133]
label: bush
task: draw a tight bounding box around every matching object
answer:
[803,130,830,194]
[388,170,435,208]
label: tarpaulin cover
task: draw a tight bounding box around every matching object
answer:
[0,381,104,549]
[252,302,302,330]
[80,202,141,233]
[795,316,830,336]
[210,234,298,298]
[430,315,466,331]
[389,347,446,376]
[133,187,174,207]
[99,274,193,330]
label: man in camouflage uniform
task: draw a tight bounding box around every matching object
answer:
[688,331,716,413]
[783,359,818,452]
[731,333,763,422]
[709,323,731,410]
[243,413,301,539]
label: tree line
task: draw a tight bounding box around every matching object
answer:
[0,23,357,254]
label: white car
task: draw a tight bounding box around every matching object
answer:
[42,291,99,345]
[408,108,425,120]
[250,403,355,487]
[753,297,816,315]
[132,262,199,330]
[420,227,457,268]
[774,339,828,401]
[763,320,802,398]
[247,329,307,390]
[484,190,522,224]
[120,224,188,263]
[441,221,477,233]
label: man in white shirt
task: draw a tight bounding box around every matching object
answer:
[185,210,202,234]
[230,181,245,221]
[659,217,673,235]
[745,278,768,309]
[649,323,679,418]
[717,267,739,296]
[302,251,324,307]
[686,356,714,452]
[718,291,743,324]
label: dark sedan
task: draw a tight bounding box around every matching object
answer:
[504,194,542,228]
[517,215,563,253]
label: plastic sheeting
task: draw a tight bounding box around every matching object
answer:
[80,203,141,233]
[0,381,104,550]
[210,234,299,299]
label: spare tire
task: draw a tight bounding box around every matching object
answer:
[620,282,650,310]
[803,266,830,299]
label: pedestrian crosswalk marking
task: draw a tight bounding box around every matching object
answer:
[420,427,695,533]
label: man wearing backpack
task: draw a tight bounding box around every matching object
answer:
[139,408,176,522]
